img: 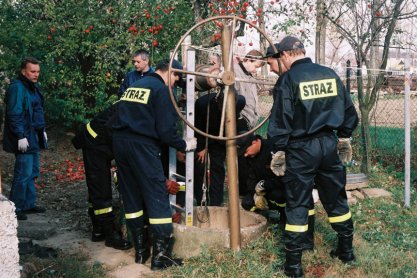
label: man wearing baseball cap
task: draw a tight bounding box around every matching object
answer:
[113,58,196,270]
[267,36,359,277]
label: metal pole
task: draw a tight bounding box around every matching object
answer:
[185,46,196,225]
[404,49,411,208]
[346,60,351,94]
[221,24,241,250]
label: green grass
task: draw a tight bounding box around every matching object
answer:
[21,252,107,278]
[164,166,417,277]
[368,126,404,152]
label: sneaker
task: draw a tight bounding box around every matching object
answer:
[16,211,28,220]
[24,206,46,214]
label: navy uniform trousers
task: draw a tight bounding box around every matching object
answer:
[82,146,114,223]
[282,133,353,250]
[113,135,172,237]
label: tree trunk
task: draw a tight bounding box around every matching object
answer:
[315,0,327,64]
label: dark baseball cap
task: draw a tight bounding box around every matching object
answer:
[263,43,281,58]
[156,58,183,78]
[236,133,258,156]
[264,36,304,58]
[278,36,304,52]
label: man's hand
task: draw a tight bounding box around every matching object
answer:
[270,151,286,176]
[166,179,180,195]
[185,137,197,152]
[196,149,206,164]
[172,212,181,224]
[176,151,185,163]
[337,138,352,164]
[253,193,268,210]
[18,138,29,152]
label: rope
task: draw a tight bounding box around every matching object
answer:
[197,92,214,223]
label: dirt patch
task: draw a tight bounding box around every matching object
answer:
[1,130,154,276]
[1,131,91,236]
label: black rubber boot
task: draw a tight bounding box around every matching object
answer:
[131,227,150,264]
[284,249,304,278]
[88,208,105,242]
[103,223,132,250]
[303,214,315,251]
[151,236,183,270]
[330,233,355,264]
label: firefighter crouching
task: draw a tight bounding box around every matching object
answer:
[72,105,132,251]
[237,133,316,252]
[112,59,196,270]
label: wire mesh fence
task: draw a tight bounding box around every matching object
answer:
[254,66,416,176]
[344,68,417,174]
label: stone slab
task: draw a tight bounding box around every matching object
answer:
[17,214,56,240]
[346,173,368,191]
[360,188,392,199]
[346,191,357,205]
[350,190,365,200]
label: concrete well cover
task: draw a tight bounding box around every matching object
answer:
[172,206,267,258]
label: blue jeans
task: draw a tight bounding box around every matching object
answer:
[9,152,40,212]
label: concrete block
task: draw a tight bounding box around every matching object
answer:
[173,206,267,258]
[0,194,20,278]
[346,173,368,191]
[351,190,365,200]
[360,188,392,199]
[17,214,56,240]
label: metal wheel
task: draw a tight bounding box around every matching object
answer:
[168,15,277,141]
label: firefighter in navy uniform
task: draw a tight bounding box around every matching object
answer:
[112,59,196,270]
[237,133,286,223]
[72,105,132,250]
[267,36,359,278]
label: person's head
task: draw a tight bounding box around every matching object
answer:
[208,54,221,69]
[155,59,183,88]
[237,133,262,158]
[264,43,289,75]
[273,36,305,70]
[132,49,151,73]
[242,50,264,74]
[20,57,40,83]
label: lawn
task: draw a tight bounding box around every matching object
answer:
[165,166,417,277]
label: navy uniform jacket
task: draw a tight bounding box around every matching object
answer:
[246,138,283,195]
[72,105,117,156]
[268,58,358,152]
[194,93,246,152]
[117,68,154,97]
[112,73,186,151]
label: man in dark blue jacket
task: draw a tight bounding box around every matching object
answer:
[112,59,196,270]
[3,57,47,221]
[117,49,154,98]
